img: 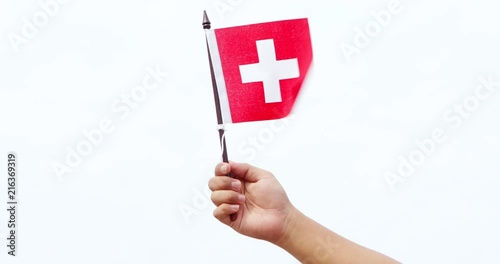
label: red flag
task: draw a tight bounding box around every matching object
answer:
[206,18,313,123]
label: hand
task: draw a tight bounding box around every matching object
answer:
[209,161,295,243]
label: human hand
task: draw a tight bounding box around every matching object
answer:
[208,161,296,243]
[209,162,400,264]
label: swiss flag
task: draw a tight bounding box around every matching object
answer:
[207,18,313,123]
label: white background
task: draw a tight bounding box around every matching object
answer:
[1,0,500,263]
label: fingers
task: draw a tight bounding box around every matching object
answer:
[211,190,245,206]
[210,164,244,224]
[208,176,241,192]
[214,162,231,176]
[210,161,272,225]
[214,162,270,182]
[210,182,244,224]
[213,204,240,224]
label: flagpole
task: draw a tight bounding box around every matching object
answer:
[203,11,237,221]
[203,11,229,164]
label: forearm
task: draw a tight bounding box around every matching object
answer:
[274,208,399,264]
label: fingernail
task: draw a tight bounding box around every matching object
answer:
[238,194,245,202]
[231,180,241,190]
[221,164,228,174]
[231,204,240,211]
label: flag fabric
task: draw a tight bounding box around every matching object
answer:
[206,18,313,124]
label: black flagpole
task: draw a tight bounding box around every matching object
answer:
[203,11,229,164]
[203,11,236,221]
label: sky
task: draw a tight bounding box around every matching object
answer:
[1,0,500,263]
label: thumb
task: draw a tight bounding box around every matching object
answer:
[229,161,272,182]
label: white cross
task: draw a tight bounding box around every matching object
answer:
[239,39,300,103]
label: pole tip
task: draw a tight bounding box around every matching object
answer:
[202,10,211,29]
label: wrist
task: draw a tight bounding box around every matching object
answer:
[273,205,304,248]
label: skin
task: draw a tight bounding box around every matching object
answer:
[209,161,400,264]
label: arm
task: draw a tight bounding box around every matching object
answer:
[275,207,399,263]
[209,162,399,264]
